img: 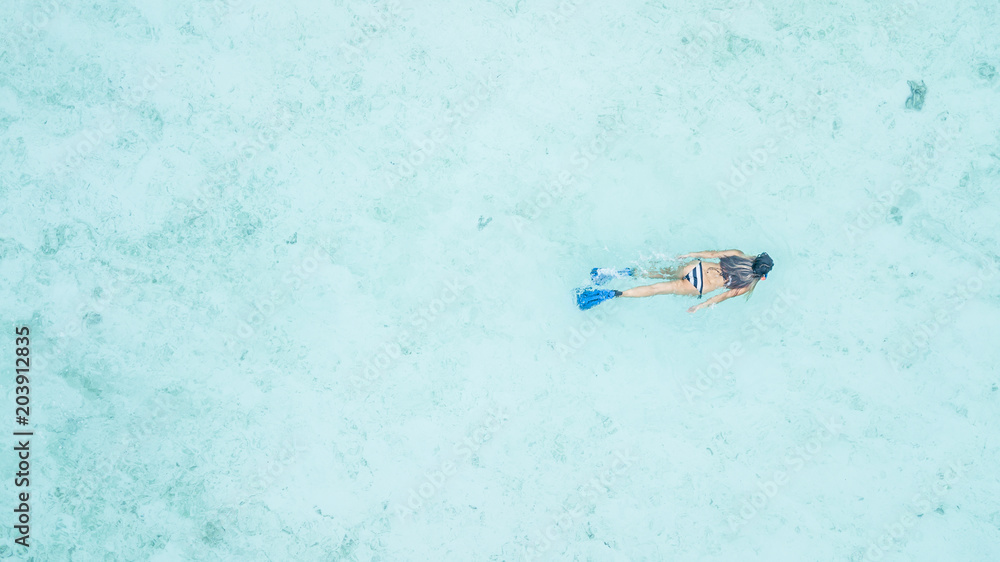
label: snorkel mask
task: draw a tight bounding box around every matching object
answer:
[753,252,773,279]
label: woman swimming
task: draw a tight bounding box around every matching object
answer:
[577,250,774,313]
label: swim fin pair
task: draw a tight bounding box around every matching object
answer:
[575,267,633,310]
[576,288,622,310]
[590,267,634,285]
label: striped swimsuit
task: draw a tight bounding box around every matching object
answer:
[684,261,704,297]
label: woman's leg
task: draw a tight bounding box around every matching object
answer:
[645,260,696,279]
[621,280,698,298]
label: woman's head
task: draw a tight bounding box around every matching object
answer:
[719,251,773,291]
[752,252,773,278]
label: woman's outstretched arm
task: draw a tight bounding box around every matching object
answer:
[678,249,745,259]
[687,287,749,313]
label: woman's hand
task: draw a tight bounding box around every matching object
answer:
[687,304,700,313]
[677,253,693,259]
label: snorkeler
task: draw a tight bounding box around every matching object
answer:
[576,250,774,313]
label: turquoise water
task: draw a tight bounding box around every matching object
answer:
[2,0,1000,559]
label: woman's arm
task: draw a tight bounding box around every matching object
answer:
[687,288,747,313]
[678,249,745,259]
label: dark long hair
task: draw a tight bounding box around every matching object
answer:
[719,252,773,291]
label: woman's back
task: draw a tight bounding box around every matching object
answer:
[719,254,755,289]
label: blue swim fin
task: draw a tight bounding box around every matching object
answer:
[576,288,622,310]
[590,267,634,285]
